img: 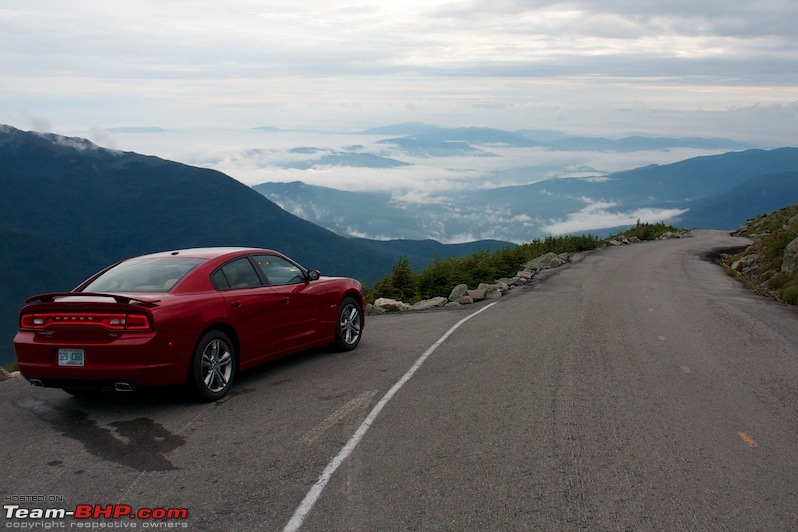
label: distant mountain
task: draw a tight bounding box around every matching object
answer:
[351,238,513,266]
[522,148,798,204]
[358,122,444,136]
[678,172,798,229]
[255,148,798,243]
[513,129,570,142]
[252,126,285,132]
[406,127,541,148]
[283,150,411,169]
[547,136,754,152]
[376,137,491,157]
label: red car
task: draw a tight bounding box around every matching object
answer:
[14,248,365,401]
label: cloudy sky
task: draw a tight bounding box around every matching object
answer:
[1,0,797,145]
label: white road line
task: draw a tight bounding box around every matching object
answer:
[282,301,499,532]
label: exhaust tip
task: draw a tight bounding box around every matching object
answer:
[114,382,134,392]
[29,378,45,387]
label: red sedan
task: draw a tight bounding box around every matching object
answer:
[14,248,365,401]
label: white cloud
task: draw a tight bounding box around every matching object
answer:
[0,1,795,146]
[542,199,689,235]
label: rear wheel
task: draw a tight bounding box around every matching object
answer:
[333,297,363,351]
[189,331,236,402]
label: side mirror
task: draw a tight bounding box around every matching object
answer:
[307,270,321,281]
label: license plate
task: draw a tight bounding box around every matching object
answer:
[58,348,84,367]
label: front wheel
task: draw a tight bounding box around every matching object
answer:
[189,331,236,402]
[333,297,363,351]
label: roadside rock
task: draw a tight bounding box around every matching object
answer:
[485,288,502,300]
[0,367,10,382]
[366,303,386,315]
[731,254,761,271]
[609,239,623,246]
[781,237,798,276]
[457,295,474,305]
[524,252,564,271]
[412,297,448,311]
[373,298,411,312]
[467,288,487,302]
[448,283,469,302]
[517,270,533,280]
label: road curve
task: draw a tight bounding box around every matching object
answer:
[1,230,797,531]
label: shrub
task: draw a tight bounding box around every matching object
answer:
[780,281,798,306]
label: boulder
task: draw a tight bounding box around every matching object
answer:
[731,254,760,271]
[412,297,448,311]
[629,236,641,244]
[0,367,11,382]
[524,252,562,271]
[609,239,622,246]
[516,270,533,280]
[448,283,469,302]
[373,298,411,312]
[457,295,474,305]
[485,288,502,300]
[466,288,487,301]
[781,237,798,276]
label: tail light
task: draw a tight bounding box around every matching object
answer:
[20,312,152,331]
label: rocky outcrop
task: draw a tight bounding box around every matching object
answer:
[723,203,798,306]
[781,237,798,276]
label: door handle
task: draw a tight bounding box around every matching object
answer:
[280,297,290,305]
[231,301,241,309]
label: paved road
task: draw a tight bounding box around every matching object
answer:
[2,230,797,530]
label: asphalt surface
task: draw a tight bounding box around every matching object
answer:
[1,230,797,531]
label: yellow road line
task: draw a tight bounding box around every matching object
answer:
[738,432,759,448]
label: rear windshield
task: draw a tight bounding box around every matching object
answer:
[81,257,205,293]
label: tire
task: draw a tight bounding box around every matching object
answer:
[189,331,237,402]
[333,297,363,351]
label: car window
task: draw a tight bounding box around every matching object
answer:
[254,255,305,286]
[81,257,205,293]
[214,258,263,290]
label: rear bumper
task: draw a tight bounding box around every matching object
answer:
[14,330,194,389]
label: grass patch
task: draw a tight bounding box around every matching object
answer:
[3,362,18,373]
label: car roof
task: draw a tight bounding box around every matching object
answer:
[131,247,277,260]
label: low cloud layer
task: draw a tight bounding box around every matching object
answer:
[542,200,689,235]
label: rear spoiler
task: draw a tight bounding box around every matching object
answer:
[24,292,161,306]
